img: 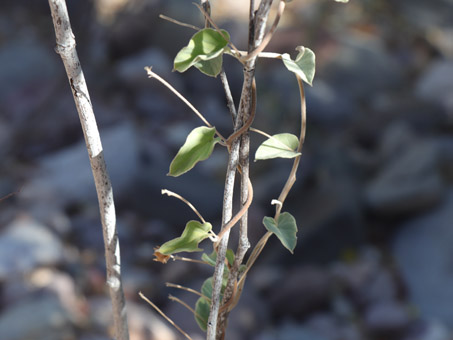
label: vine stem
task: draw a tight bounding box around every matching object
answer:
[208,1,276,339]
[48,1,129,339]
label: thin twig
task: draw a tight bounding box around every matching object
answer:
[225,79,257,147]
[48,1,129,339]
[144,67,226,142]
[166,283,207,299]
[139,292,193,340]
[159,14,200,31]
[0,186,22,203]
[161,189,206,223]
[215,177,253,242]
[220,70,237,122]
[171,255,210,265]
[168,295,198,315]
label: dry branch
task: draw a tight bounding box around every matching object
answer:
[48,1,129,339]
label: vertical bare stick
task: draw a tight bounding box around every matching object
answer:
[48,1,129,340]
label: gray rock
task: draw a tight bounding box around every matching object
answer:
[364,300,411,333]
[0,293,74,340]
[305,314,363,340]
[322,35,402,101]
[0,37,57,106]
[20,122,140,206]
[255,322,330,340]
[393,191,453,327]
[0,216,64,280]
[268,266,331,318]
[397,0,453,31]
[416,60,453,112]
[404,319,452,340]
[127,301,179,340]
[379,122,416,163]
[225,284,271,340]
[305,79,355,126]
[366,140,444,215]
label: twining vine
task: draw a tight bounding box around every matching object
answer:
[140,1,349,339]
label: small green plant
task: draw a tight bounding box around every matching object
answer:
[142,1,348,339]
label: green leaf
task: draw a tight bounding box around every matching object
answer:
[202,249,235,267]
[195,276,227,331]
[281,46,316,86]
[168,126,220,177]
[194,54,224,77]
[262,212,298,253]
[255,133,301,161]
[174,28,230,77]
[158,220,212,255]
[195,296,210,331]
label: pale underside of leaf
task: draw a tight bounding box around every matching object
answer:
[281,46,316,86]
[169,126,220,177]
[255,133,301,161]
[157,220,212,255]
[174,28,230,77]
[262,212,298,253]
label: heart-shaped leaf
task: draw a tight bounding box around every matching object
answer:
[255,133,301,161]
[195,276,227,331]
[262,212,298,253]
[169,126,220,177]
[281,46,316,86]
[174,28,230,77]
[157,220,212,255]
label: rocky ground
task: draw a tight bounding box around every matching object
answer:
[1,0,453,339]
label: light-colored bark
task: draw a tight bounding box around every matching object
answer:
[48,1,129,339]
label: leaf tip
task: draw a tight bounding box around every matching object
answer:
[153,247,171,264]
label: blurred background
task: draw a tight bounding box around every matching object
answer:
[0,0,453,339]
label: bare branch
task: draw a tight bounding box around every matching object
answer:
[48,1,129,339]
[159,14,200,31]
[144,67,227,143]
[242,0,286,62]
[219,70,237,121]
[161,189,206,223]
